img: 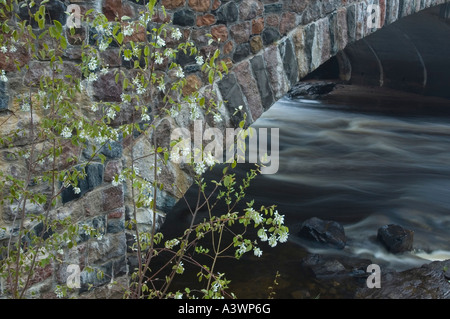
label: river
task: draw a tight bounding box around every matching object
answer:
[165,83,450,298]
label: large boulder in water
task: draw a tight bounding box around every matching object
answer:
[377,224,414,254]
[356,259,450,299]
[298,217,347,249]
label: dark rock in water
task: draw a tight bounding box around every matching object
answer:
[377,224,414,254]
[302,254,346,276]
[356,259,450,299]
[298,217,347,249]
[287,81,336,98]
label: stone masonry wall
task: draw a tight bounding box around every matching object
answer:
[0,0,448,298]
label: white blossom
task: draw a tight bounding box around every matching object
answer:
[171,28,182,40]
[273,210,284,225]
[237,242,247,255]
[157,82,166,92]
[99,41,109,51]
[139,14,150,26]
[112,173,125,186]
[21,101,30,112]
[156,36,166,47]
[175,67,184,78]
[170,151,181,163]
[73,187,81,194]
[0,70,7,82]
[195,55,204,66]
[123,53,131,61]
[123,24,134,36]
[164,48,173,57]
[9,45,17,53]
[174,291,183,299]
[141,113,150,121]
[95,24,105,33]
[87,73,98,82]
[54,286,64,298]
[194,162,206,175]
[203,152,217,167]
[278,231,289,243]
[61,127,72,138]
[213,113,222,124]
[155,53,164,65]
[101,66,109,75]
[258,228,268,242]
[121,93,129,103]
[107,108,116,119]
[268,235,277,248]
[0,46,7,53]
[38,90,46,98]
[88,57,98,71]
[136,84,146,95]
[190,104,201,121]
[165,238,180,249]
[253,247,263,257]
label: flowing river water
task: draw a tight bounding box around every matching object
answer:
[165,84,450,298]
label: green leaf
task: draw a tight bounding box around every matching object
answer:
[117,32,124,45]
[54,20,63,33]
[60,36,67,49]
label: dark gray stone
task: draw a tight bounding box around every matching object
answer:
[173,9,195,26]
[304,23,316,73]
[346,4,356,43]
[184,64,201,73]
[217,73,247,126]
[328,11,338,56]
[107,218,125,234]
[264,3,282,14]
[176,50,197,67]
[216,2,239,24]
[61,163,104,203]
[298,217,347,249]
[0,75,9,111]
[278,39,298,86]
[233,43,250,63]
[46,0,67,25]
[101,140,123,159]
[250,55,274,110]
[377,224,414,254]
[262,27,281,46]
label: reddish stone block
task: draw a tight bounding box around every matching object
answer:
[212,0,221,10]
[211,25,229,42]
[162,0,185,10]
[252,17,264,34]
[188,0,211,12]
[103,0,134,21]
[223,41,234,55]
[108,209,124,219]
[103,185,124,212]
[197,13,216,26]
[104,160,122,183]
[280,12,296,35]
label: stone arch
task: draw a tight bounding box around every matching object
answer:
[215,0,450,126]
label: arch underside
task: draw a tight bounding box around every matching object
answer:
[336,4,450,99]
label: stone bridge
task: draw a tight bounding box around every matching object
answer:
[1,0,450,298]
